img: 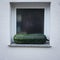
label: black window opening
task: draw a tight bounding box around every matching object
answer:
[16,9,44,34]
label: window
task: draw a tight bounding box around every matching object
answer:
[10,2,51,47]
[16,9,44,34]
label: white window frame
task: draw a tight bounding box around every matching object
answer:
[10,2,50,47]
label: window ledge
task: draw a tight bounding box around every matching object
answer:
[8,43,51,48]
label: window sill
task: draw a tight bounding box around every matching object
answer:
[8,43,51,48]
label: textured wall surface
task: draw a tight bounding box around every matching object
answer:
[0,0,60,60]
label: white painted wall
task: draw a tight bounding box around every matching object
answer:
[0,0,60,60]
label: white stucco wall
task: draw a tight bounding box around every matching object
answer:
[0,0,60,60]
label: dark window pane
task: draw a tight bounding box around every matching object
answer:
[16,9,44,34]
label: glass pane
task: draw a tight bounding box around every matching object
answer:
[16,9,44,34]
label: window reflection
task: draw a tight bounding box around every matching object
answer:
[16,9,44,34]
